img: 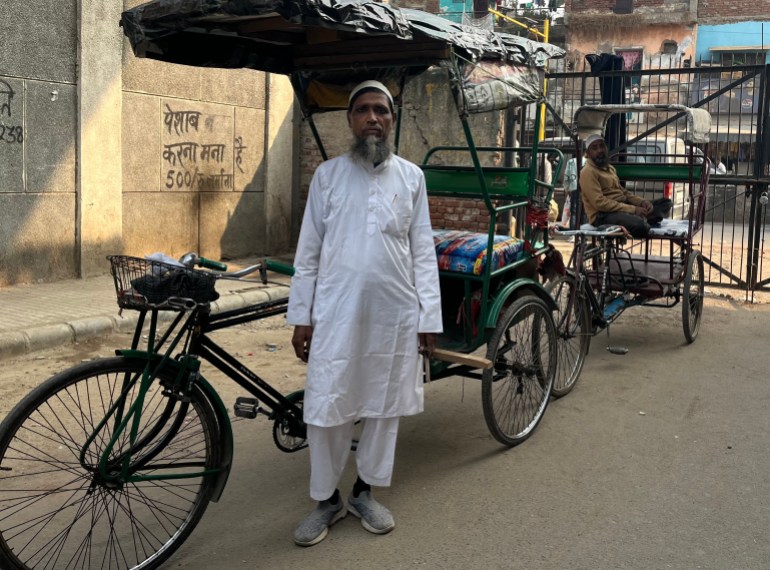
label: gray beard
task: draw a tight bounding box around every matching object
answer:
[351,135,392,165]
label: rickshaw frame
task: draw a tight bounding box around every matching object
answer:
[547,103,712,396]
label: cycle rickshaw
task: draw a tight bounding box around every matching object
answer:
[548,103,711,395]
[0,2,566,568]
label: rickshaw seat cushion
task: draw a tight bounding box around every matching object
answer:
[648,219,690,237]
[433,230,524,275]
[580,219,690,238]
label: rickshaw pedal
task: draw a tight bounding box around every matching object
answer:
[234,397,261,419]
[606,346,629,355]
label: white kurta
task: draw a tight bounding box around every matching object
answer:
[287,153,442,427]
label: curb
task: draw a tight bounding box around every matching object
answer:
[0,285,290,361]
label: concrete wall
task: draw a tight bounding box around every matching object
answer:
[564,0,697,65]
[120,0,294,267]
[565,23,696,68]
[0,0,78,285]
[696,22,770,62]
[0,0,294,287]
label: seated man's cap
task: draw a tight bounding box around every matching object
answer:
[584,134,606,149]
[348,80,394,109]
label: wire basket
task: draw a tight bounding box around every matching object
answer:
[108,255,219,311]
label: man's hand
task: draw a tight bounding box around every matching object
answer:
[291,325,313,363]
[418,333,437,358]
[633,205,648,217]
[641,200,653,215]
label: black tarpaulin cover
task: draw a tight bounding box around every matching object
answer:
[121,0,564,112]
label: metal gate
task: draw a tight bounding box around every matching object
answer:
[542,61,770,299]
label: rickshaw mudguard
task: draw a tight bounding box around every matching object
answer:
[484,278,557,330]
[115,350,235,503]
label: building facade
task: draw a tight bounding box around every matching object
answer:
[563,0,770,69]
[0,0,295,287]
[563,0,698,69]
[696,21,770,65]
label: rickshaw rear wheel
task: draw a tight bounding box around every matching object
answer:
[546,275,591,397]
[482,295,556,446]
[682,250,704,343]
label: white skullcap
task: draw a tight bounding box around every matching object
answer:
[348,80,394,108]
[584,134,606,149]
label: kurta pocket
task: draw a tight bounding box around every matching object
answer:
[379,194,412,237]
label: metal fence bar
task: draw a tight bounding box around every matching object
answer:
[543,61,769,294]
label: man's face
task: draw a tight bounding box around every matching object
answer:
[587,139,608,167]
[347,91,393,142]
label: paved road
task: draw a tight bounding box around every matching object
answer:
[1,295,767,569]
[160,298,770,569]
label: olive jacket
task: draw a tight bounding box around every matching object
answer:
[579,158,645,224]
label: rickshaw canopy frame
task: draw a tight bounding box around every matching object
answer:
[573,104,712,145]
[121,0,564,116]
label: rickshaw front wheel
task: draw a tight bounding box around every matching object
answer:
[546,275,591,398]
[682,250,704,343]
[482,295,557,446]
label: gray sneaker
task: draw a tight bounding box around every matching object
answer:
[293,496,347,547]
[347,490,395,535]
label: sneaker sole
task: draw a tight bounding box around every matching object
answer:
[294,508,347,547]
[347,503,395,535]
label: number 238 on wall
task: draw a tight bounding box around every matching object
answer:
[0,125,23,144]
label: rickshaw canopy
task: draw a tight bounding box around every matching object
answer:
[573,104,712,144]
[121,0,564,114]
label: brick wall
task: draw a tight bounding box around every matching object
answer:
[697,0,763,19]
[298,133,326,219]
[567,0,764,20]
[428,198,493,232]
[567,0,669,11]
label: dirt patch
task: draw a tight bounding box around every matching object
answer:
[0,292,766,420]
[0,315,307,419]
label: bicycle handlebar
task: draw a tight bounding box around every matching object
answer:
[179,252,294,281]
[180,252,228,271]
[220,264,262,279]
[202,257,295,283]
[263,259,295,276]
[198,256,228,271]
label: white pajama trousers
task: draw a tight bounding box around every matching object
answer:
[307,417,400,501]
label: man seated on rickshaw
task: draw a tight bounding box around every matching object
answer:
[579,134,671,238]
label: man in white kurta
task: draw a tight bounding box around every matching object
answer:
[287,81,442,546]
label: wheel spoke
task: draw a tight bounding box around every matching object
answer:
[547,277,590,397]
[683,252,704,343]
[482,297,556,446]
